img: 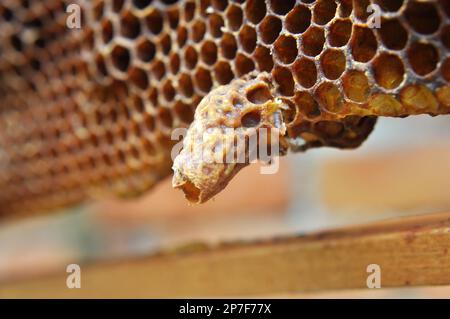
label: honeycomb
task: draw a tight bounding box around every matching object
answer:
[0,0,449,217]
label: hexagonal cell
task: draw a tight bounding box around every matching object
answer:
[353,0,370,21]
[329,19,352,47]
[269,0,295,15]
[159,34,172,55]
[253,46,274,72]
[169,53,180,74]
[315,82,343,113]
[128,67,149,90]
[273,66,294,97]
[301,26,325,57]
[374,0,404,12]
[151,60,166,80]
[292,57,317,89]
[184,45,198,69]
[191,20,206,43]
[184,1,196,22]
[194,67,213,93]
[239,25,257,54]
[174,101,194,123]
[162,80,175,101]
[136,38,156,63]
[132,0,152,10]
[350,26,377,63]
[101,19,113,44]
[209,13,224,38]
[145,9,163,35]
[338,0,353,17]
[226,5,243,32]
[285,5,311,34]
[372,53,404,90]
[214,61,234,85]
[342,70,370,103]
[293,91,321,118]
[212,0,228,11]
[235,53,255,76]
[245,0,266,24]
[178,73,194,97]
[408,42,439,76]
[158,107,173,128]
[177,26,188,48]
[259,15,282,45]
[246,83,272,104]
[120,11,141,39]
[320,49,346,80]
[241,110,262,128]
[274,35,298,65]
[93,1,104,21]
[167,7,180,29]
[220,33,238,59]
[405,1,440,35]
[111,45,130,72]
[200,41,218,65]
[377,18,408,51]
[95,54,108,77]
[313,0,337,25]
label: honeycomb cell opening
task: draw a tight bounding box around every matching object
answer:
[111,45,130,72]
[235,54,255,76]
[200,41,218,65]
[259,15,282,45]
[373,53,405,90]
[374,0,404,12]
[378,18,408,51]
[245,0,266,24]
[342,70,370,103]
[405,1,440,35]
[350,26,378,62]
[292,57,317,89]
[273,67,294,97]
[239,26,257,54]
[408,42,439,76]
[214,61,234,85]
[246,84,272,104]
[253,46,274,72]
[313,0,337,25]
[221,33,238,59]
[269,0,295,15]
[120,11,141,39]
[194,67,213,93]
[145,9,163,35]
[320,49,346,80]
[274,35,298,65]
[209,13,224,38]
[328,19,351,47]
[129,67,149,90]
[301,26,325,57]
[241,110,261,128]
[178,73,194,97]
[132,0,152,10]
[226,5,243,32]
[285,5,311,34]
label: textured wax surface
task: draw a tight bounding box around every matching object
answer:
[0,0,449,217]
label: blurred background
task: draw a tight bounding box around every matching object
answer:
[1,114,450,297]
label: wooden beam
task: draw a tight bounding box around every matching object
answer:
[2,212,450,298]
